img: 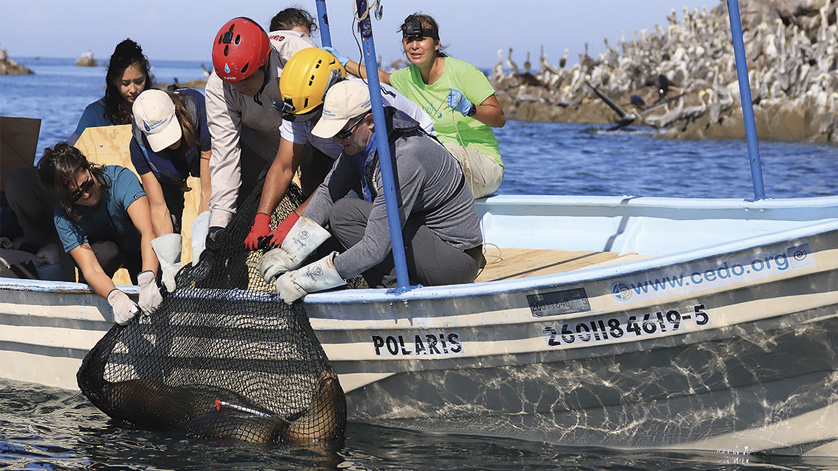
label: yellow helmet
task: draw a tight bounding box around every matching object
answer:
[279,48,346,121]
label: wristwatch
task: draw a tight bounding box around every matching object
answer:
[467,103,477,117]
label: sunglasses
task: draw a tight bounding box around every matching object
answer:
[335,112,369,139]
[70,173,95,202]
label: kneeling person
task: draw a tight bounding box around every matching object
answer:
[258,80,484,303]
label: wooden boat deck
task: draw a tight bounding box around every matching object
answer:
[475,247,651,283]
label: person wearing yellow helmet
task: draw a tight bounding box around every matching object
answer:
[244,48,435,250]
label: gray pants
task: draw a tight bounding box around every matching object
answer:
[328,198,482,288]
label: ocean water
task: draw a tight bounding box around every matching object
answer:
[3,58,838,470]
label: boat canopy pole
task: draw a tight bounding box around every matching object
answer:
[726,0,766,201]
[354,0,414,291]
[315,0,332,48]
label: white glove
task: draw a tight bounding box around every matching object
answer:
[258,216,330,282]
[137,270,163,315]
[151,233,183,292]
[191,210,212,265]
[275,252,345,304]
[107,289,140,325]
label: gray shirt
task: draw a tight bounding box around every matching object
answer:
[304,110,482,279]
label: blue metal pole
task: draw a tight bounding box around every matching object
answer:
[726,0,766,200]
[355,0,412,289]
[314,0,332,48]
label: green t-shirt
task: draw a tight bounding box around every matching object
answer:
[390,57,502,166]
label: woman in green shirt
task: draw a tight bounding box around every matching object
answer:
[327,13,506,198]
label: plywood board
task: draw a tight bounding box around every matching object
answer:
[0,116,41,192]
[476,247,623,283]
[74,125,204,284]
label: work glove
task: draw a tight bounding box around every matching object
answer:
[151,233,183,292]
[257,216,330,283]
[244,213,271,250]
[107,288,140,325]
[275,252,345,304]
[322,46,349,67]
[447,87,473,116]
[137,270,163,315]
[246,212,301,250]
[190,210,211,265]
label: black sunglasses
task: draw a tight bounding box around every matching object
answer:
[335,112,369,139]
[70,173,95,202]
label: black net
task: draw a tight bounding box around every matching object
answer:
[77,182,346,445]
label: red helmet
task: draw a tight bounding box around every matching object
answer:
[211,17,271,82]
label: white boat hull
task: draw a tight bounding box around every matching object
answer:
[3,195,838,455]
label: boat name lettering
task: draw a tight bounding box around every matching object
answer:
[372,333,463,356]
[610,243,814,303]
[527,288,591,317]
[541,304,711,347]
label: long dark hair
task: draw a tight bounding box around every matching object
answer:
[104,39,153,125]
[38,142,110,221]
[169,90,197,154]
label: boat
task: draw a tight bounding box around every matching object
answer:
[3,0,838,457]
[4,193,838,454]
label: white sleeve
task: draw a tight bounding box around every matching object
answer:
[205,72,242,228]
[380,82,436,136]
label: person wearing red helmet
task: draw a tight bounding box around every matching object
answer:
[202,17,315,248]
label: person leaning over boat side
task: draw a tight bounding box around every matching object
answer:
[131,88,212,236]
[325,13,506,199]
[203,17,315,239]
[68,39,152,145]
[37,142,164,325]
[257,80,484,303]
[243,48,434,251]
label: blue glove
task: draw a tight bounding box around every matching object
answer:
[323,46,349,67]
[447,87,473,116]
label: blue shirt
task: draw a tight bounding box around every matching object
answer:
[54,166,146,253]
[73,99,113,137]
[129,88,210,186]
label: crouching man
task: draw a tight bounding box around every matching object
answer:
[258,80,485,302]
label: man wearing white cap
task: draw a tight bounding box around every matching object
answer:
[257,80,484,303]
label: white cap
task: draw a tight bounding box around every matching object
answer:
[133,89,181,152]
[311,80,371,139]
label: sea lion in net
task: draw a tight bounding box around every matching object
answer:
[77,182,346,444]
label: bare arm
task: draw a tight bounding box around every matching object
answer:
[126,195,159,274]
[344,60,391,85]
[70,244,116,298]
[140,172,173,237]
[199,149,212,213]
[473,95,506,128]
[256,137,301,216]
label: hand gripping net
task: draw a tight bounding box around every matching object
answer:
[77,182,346,444]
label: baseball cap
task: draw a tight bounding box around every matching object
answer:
[133,89,182,152]
[311,80,372,139]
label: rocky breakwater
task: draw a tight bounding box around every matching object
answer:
[0,50,34,75]
[493,0,838,144]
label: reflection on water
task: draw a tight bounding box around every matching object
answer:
[2,381,837,470]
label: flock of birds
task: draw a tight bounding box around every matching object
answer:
[489,0,838,143]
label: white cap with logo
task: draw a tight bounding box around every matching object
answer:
[311,80,372,139]
[133,89,182,152]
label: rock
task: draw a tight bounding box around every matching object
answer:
[75,50,96,67]
[492,0,838,144]
[0,50,34,75]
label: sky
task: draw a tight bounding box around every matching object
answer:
[0,0,717,70]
